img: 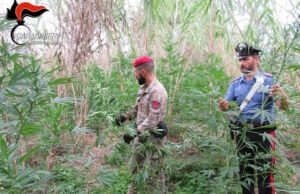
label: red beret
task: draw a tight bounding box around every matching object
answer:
[133,56,153,68]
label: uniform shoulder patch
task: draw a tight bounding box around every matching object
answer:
[230,76,241,82]
[151,101,160,109]
[263,72,272,77]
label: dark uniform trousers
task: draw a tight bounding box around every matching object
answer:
[233,123,275,194]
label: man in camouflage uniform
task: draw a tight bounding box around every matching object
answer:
[121,56,168,194]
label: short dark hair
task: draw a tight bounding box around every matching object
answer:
[136,62,154,72]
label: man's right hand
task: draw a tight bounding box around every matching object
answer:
[218,97,229,111]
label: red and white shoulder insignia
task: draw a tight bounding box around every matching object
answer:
[231,77,240,82]
[263,72,272,77]
[151,101,161,109]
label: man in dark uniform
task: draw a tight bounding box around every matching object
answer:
[218,42,290,194]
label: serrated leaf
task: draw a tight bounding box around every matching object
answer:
[97,168,117,187]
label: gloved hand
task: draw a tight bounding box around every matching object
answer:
[115,115,127,126]
[150,121,168,138]
[123,134,136,144]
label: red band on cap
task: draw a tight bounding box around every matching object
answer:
[133,56,153,67]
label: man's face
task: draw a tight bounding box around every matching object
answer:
[134,68,141,79]
[134,68,146,85]
[239,56,258,74]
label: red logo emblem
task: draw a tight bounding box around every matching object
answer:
[151,101,160,109]
[6,0,48,45]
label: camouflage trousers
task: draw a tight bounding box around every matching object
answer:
[127,134,166,194]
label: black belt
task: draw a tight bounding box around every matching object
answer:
[230,121,277,132]
[233,121,271,127]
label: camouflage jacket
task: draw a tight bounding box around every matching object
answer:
[131,77,168,133]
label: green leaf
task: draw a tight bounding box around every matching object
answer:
[291,46,300,52]
[8,144,18,161]
[97,168,117,187]
[96,134,105,146]
[52,97,76,104]
[13,169,37,186]
[18,146,40,164]
[21,124,43,137]
[72,126,95,133]
[286,65,300,70]
[0,135,8,160]
[49,77,76,86]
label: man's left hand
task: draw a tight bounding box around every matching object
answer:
[269,85,290,110]
[269,85,286,97]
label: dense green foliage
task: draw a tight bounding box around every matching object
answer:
[0,36,299,193]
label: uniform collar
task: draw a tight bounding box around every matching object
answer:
[240,70,262,83]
